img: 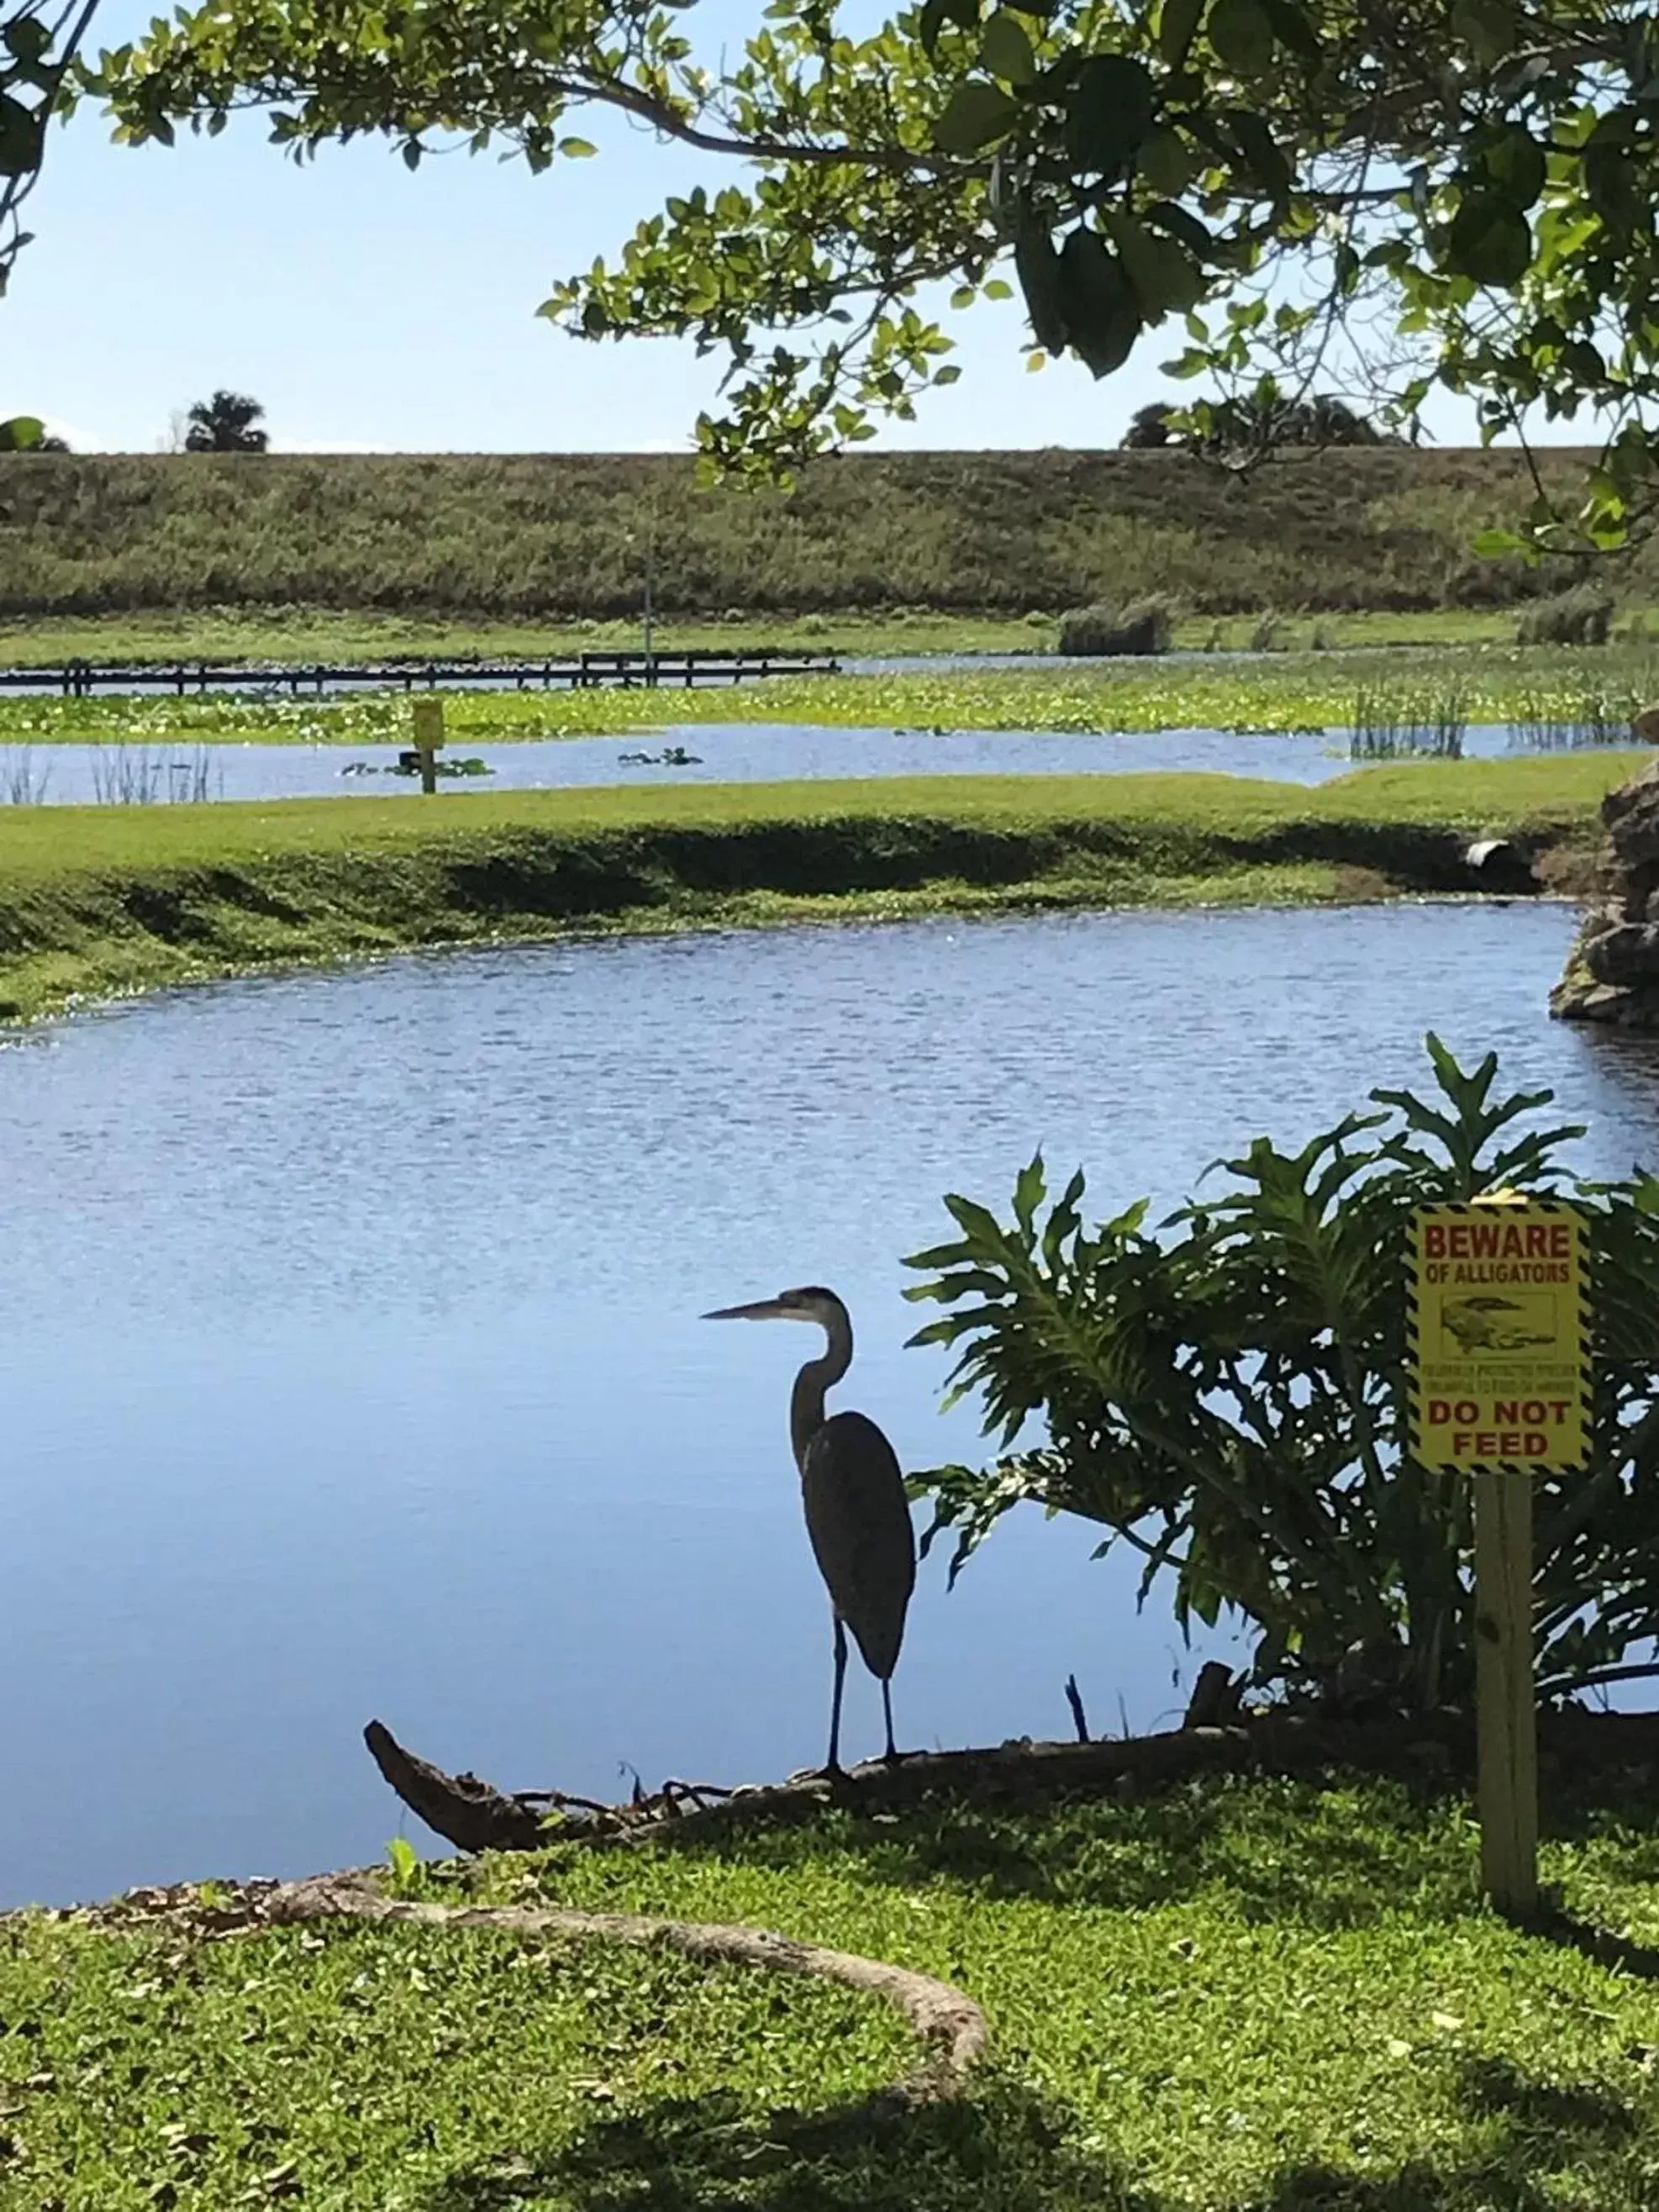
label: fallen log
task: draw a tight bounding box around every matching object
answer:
[363,1720,545,1851]
[363,1704,1659,1860]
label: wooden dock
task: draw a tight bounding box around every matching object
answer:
[1,649,842,699]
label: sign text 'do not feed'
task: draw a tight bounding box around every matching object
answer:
[1408,1201,1589,1473]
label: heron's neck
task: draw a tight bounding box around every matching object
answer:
[790,1308,852,1470]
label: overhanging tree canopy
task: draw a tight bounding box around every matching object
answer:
[76,0,1659,549]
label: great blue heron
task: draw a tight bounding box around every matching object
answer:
[703,1285,916,1772]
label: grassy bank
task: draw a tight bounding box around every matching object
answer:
[3,643,1659,747]
[13,1772,1659,2208]
[0,757,1627,1023]
[0,447,1645,623]
[0,604,1651,667]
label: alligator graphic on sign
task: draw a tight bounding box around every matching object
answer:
[1440,1294,1556,1354]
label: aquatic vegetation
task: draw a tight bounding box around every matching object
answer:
[1350,679,1470,759]
[0,643,1654,751]
[85,741,221,805]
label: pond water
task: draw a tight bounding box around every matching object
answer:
[4,901,1659,1912]
[0,720,1588,808]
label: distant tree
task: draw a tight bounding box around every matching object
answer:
[1122,389,1391,456]
[1120,403,1173,450]
[182,390,268,452]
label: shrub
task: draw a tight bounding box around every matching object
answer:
[1517,587,1615,645]
[904,1037,1659,1719]
[1056,596,1173,656]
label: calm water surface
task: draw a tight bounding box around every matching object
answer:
[5,903,1659,1909]
[0,720,1588,805]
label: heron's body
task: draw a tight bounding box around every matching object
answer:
[705,1284,916,1769]
[802,1410,915,1683]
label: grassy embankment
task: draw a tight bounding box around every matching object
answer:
[2,603,1652,666]
[3,644,1658,746]
[0,446,1649,633]
[0,756,1631,1023]
[12,1773,1659,2208]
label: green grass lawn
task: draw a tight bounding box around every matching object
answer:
[11,1773,1659,2209]
[0,756,1630,1023]
[0,640,1655,746]
[0,604,1642,666]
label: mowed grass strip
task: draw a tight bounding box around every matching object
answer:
[0,757,1631,1023]
[12,1774,1659,2209]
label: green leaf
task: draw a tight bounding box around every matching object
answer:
[1105,213,1206,319]
[1446,192,1533,287]
[980,10,1036,85]
[1471,526,1525,556]
[2,17,50,64]
[919,0,980,54]
[1584,142,1646,236]
[1450,0,1516,64]
[1014,203,1068,354]
[1013,1153,1047,1235]
[1058,226,1140,376]
[0,92,41,179]
[932,78,1020,154]
[1156,0,1205,63]
[1480,124,1545,208]
[1206,0,1275,75]
[1225,109,1292,203]
[1259,0,1320,59]
[1137,128,1198,198]
[1146,200,1217,261]
[559,136,598,157]
[1063,54,1157,176]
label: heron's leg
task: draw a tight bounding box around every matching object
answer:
[881,1677,902,1765]
[826,1616,849,1775]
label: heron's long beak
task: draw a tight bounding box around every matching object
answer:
[702,1298,789,1321]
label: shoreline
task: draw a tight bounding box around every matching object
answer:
[0,761,1617,1024]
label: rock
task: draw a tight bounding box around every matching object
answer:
[1552,750,1659,1022]
[1553,980,1632,1023]
[1586,921,1659,986]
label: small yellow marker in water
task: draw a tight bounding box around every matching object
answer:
[410,696,445,794]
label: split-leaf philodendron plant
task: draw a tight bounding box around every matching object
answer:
[904,1035,1659,1717]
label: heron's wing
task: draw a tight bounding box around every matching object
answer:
[801,1409,917,1683]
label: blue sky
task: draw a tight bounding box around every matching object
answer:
[6,0,1519,455]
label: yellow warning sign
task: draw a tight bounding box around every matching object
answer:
[1409,1200,1589,1472]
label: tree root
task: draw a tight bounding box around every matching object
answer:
[96,1868,988,2106]
[361,1704,1659,1859]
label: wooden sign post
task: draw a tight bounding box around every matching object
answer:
[1408,1193,1589,1920]
[410,696,445,794]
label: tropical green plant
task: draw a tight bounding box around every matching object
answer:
[903,1037,1659,1717]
